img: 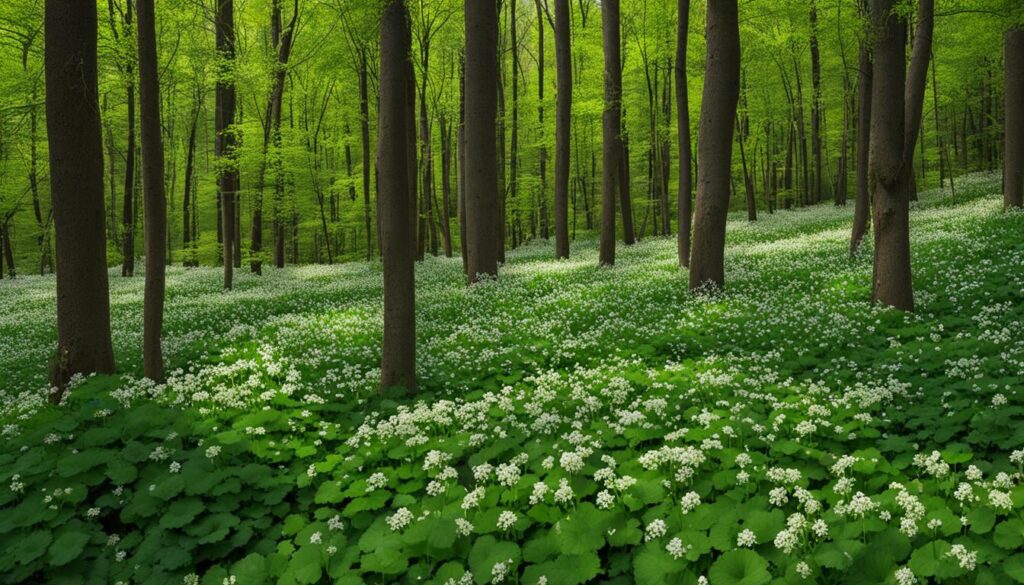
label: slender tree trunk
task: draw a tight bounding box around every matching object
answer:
[553,0,571,259]
[122,3,136,278]
[136,0,166,381]
[439,114,454,257]
[182,101,198,266]
[738,118,757,221]
[45,0,116,398]
[676,0,692,267]
[851,4,872,254]
[688,0,740,289]
[1005,26,1024,209]
[869,0,913,311]
[360,50,374,260]
[599,0,623,266]
[809,1,823,202]
[510,0,521,248]
[903,0,933,201]
[216,0,237,290]
[464,0,500,281]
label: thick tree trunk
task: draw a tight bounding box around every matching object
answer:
[688,0,740,290]
[869,0,913,311]
[45,0,116,398]
[554,0,571,259]
[464,0,500,281]
[903,0,933,201]
[379,0,416,391]
[676,0,692,268]
[851,7,872,254]
[1004,27,1024,209]
[599,0,623,266]
[136,0,166,381]
[216,0,238,290]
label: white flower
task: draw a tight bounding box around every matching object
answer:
[992,393,1007,407]
[387,507,413,531]
[811,519,828,538]
[491,560,510,584]
[553,478,574,504]
[666,537,685,559]
[560,451,585,474]
[309,531,322,544]
[989,489,1013,512]
[328,515,344,531]
[86,507,101,518]
[496,463,521,487]
[169,461,181,473]
[463,486,485,510]
[679,491,701,514]
[205,446,221,459]
[596,490,615,509]
[773,528,799,554]
[895,567,917,585]
[366,472,388,492]
[796,561,811,579]
[497,511,517,531]
[946,544,977,571]
[1010,450,1024,465]
[737,529,756,547]
[456,517,474,536]
[529,482,549,505]
[645,519,667,541]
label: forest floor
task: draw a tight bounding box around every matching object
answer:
[1,171,1023,585]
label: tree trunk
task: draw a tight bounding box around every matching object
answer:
[903,0,933,201]
[379,0,416,391]
[676,0,692,269]
[554,0,571,259]
[122,2,136,278]
[688,0,740,290]
[851,2,872,254]
[869,0,913,311]
[809,1,823,203]
[216,0,238,290]
[136,0,166,381]
[360,50,374,260]
[464,0,500,281]
[45,0,116,398]
[182,100,198,266]
[599,0,623,266]
[1004,26,1024,209]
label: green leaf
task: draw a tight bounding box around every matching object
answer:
[707,550,771,585]
[967,506,996,534]
[13,530,52,565]
[468,535,520,585]
[633,544,681,585]
[908,540,953,577]
[555,503,606,554]
[287,545,323,584]
[48,528,91,566]
[159,498,205,529]
[1005,554,1024,583]
[995,519,1024,550]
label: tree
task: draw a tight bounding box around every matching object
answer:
[44,0,116,398]
[463,0,500,282]
[676,0,692,268]
[688,0,740,290]
[868,0,912,311]
[554,0,571,259]
[903,0,934,199]
[379,0,416,391]
[216,0,238,290]
[136,0,166,380]
[1005,25,1024,209]
[599,0,623,266]
[850,0,872,254]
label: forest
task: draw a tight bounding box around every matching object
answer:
[0,0,1023,583]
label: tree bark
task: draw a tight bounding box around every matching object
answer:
[903,0,933,201]
[869,0,913,311]
[216,0,238,290]
[1004,26,1024,209]
[122,3,136,278]
[809,1,823,202]
[464,0,500,281]
[45,0,116,398]
[182,100,199,266]
[851,0,872,254]
[676,0,692,268]
[688,0,740,290]
[553,0,571,259]
[136,0,166,380]
[379,0,416,391]
[599,0,623,266]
